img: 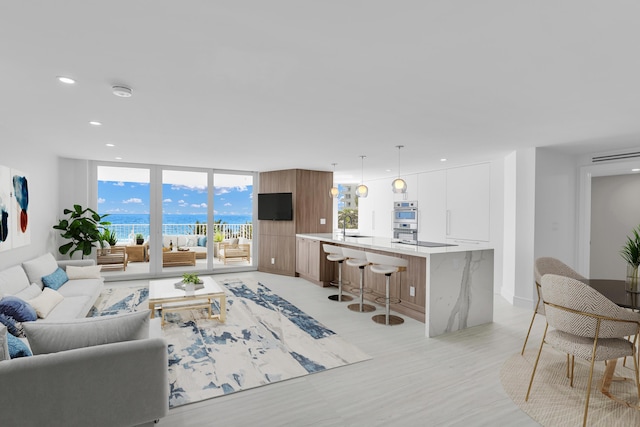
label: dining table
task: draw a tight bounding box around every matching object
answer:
[584,279,640,407]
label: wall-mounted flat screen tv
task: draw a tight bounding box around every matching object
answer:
[258,192,293,221]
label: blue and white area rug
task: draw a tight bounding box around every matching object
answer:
[90,278,371,408]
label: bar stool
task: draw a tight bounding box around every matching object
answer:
[323,244,353,302]
[341,247,375,313]
[366,252,408,325]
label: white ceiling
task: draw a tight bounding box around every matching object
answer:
[2,1,640,183]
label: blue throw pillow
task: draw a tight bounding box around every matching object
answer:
[0,313,25,338]
[7,333,31,358]
[0,296,37,322]
[198,236,207,247]
[42,267,68,290]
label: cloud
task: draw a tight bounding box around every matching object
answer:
[98,198,106,204]
[113,181,125,187]
[122,198,143,204]
[224,202,232,207]
[163,198,172,203]
[178,200,185,204]
[215,188,230,196]
[190,203,208,208]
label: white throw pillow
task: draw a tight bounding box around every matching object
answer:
[66,265,102,280]
[23,309,150,355]
[22,253,58,289]
[27,288,64,318]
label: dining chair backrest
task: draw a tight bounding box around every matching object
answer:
[535,257,586,285]
[541,274,639,339]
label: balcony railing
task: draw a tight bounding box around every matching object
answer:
[103,223,253,244]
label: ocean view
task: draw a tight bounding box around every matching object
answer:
[101,213,253,241]
[103,213,252,225]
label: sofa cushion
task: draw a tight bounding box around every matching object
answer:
[0,325,9,361]
[38,295,92,321]
[42,267,69,290]
[23,309,151,355]
[0,265,31,295]
[13,283,42,301]
[0,295,37,322]
[66,265,102,280]
[7,332,31,358]
[183,236,197,247]
[198,236,207,246]
[56,278,102,299]
[22,253,58,289]
[28,288,64,319]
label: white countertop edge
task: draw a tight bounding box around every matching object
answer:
[296,233,493,258]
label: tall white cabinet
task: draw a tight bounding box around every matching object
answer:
[445,163,491,243]
[356,162,491,243]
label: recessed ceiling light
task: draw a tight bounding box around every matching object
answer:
[105,143,115,147]
[89,121,102,126]
[114,156,123,160]
[57,76,76,84]
[440,158,447,162]
[632,168,640,172]
[112,85,132,97]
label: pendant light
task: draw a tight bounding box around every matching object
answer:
[329,163,339,198]
[356,155,368,198]
[391,145,407,193]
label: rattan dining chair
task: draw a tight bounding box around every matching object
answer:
[525,274,640,427]
[521,257,587,355]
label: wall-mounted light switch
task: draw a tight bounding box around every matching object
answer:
[320,218,326,224]
[410,286,415,297]
[271,258,275,264]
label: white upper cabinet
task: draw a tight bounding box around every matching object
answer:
[417,170,447,242]
[446,163,491,242]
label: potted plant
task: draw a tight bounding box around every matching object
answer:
[620,224,640,293]
[180,273,202,295]
[102,228,118,246]
[135,233,145,245]
[53,205,110,259]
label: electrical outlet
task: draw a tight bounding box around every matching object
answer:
[271,258,275,265]
[409,286,415,297]
[320,218,326,225]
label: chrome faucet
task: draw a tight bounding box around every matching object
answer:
[342,215,353,239]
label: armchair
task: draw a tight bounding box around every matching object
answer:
[525,274,640,427]
[97,246,128,271]
[219,242,250,264]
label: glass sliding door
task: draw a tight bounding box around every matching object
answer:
[212,173,254,268]
[161,169,209,273]
[97,165,151,277]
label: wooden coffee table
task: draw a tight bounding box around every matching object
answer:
[148,276,226,325]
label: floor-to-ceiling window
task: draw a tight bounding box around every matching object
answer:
[96,162,255,279]
[97,165,151,275]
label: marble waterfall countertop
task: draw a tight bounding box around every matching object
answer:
[297,233,495,337]
[295,233,492,257]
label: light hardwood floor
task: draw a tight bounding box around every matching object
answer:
[114,271,540,426]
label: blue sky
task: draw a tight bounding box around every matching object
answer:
[98,181,253,216]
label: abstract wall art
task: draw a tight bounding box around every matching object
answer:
[0,165,31,251]
[0,166,11,252]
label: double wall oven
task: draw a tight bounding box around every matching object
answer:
[393,201,418,244]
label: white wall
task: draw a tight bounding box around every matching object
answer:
[501,149,537,309]
[590,174,640,279]
[0,126,60,270]
[534,147,580,269]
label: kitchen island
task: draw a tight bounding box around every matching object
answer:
[296,233,494,337]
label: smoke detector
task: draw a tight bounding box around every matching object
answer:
[112,85,133,98]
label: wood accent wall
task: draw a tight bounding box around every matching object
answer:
[258,169,333,276]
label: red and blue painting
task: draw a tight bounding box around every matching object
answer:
[0,166,30,251]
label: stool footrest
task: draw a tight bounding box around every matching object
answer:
[374,296,401,305]
[372,314,404,325]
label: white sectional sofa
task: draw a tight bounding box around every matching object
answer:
[0,253,168,427]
